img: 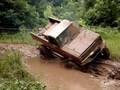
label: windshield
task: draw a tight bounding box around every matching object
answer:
[56,24,80,46]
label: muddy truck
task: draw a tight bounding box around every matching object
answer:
[31,17,110,66]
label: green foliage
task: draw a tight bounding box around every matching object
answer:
[85,0,120,27]
[84,0,96,10]
[0,30,38,45]
[44,5,54,18]
[49,0,63,6]
[52,0,85,25]
[1,0,120,30]
[0,0,40,31]
[0,50,45,90]
[29,0,49,26]
[51,0,120,27]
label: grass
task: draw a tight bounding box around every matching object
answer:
[0,30,39,45]
[0,50,45,90]
[89,27,120,59]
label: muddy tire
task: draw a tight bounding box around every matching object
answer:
[64,61,74,69]
[101,48,110,59]
[39,45,54,58]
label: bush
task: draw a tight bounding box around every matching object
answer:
[0,50,45,90]
[84,0,120,27]
[0,0,45,32]
[0,29,38,45]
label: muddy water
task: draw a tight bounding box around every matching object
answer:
[25,57,102,90]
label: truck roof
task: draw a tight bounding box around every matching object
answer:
[44,20,72,38]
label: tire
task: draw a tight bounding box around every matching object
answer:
[101,48,110,59]
[39,45,54,58]
[64,61,74,69]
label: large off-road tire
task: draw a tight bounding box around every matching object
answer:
[101,47,110,59]
[39,45,54,58]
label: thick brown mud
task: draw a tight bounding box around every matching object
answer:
[25,57,102,90]
[82,60,120,80]
[24,57,120,90]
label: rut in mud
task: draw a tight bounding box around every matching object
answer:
[80,60,120,80]
[62,57,120,80]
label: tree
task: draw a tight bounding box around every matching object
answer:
[52,0,84,25]
[84,0,120,27]
[84,0,96,10]
[0,0,40,31]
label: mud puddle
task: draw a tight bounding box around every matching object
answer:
[25,57,102,90]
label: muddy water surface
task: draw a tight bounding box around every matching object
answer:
[25,57,102,90]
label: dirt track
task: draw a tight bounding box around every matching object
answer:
[0,43,120,90]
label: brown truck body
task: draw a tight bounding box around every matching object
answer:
[31,17,109,66]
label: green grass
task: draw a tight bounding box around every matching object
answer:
[0,50,45,90]
[89,27,120,59]
[0,30,38,45]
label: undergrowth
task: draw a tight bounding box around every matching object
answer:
[0,50,45,90]
[0,30,39,45]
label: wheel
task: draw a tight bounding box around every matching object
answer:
[39,45,54,58]
[101,47,110,59]
[64,61,74,69]
[64,58,81,69]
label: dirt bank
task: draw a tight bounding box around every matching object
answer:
[0,43,120,90]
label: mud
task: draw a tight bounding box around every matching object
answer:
[82,60,120,80]
[25,57,120,90]
[0,43,120,90]
[25,57,101,90]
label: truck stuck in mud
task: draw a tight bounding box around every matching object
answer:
[31,17,110,66]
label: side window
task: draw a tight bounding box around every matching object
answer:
[68,24,79,40]
[47,36,59,46]
[57,30,69,46]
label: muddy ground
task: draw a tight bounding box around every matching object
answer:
[0,43,120,90]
